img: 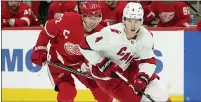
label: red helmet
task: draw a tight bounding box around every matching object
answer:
[80,1,102,16]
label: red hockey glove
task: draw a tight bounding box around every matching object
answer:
[31,46,47,66]
[93,58,123,78]
[133,72,149,93]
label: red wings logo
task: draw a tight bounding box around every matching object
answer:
[64,42,82,55]
[95,36,103,43]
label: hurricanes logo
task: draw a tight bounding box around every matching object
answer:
[64,42,82,55]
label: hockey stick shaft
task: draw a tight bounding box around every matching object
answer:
[77,1,81,14]
[184,1,201,16]
[115,72,155,102]
[44,61,94,79]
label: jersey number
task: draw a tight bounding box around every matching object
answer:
[183,7,190,15]
[24,8,32,15]
[74,5,79,13]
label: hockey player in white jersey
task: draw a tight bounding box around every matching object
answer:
[79,2,171,102]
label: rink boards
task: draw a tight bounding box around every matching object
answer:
[2,28,201,101]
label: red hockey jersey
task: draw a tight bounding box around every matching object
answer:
[2,2,40,27]
[150,1,190,27]
[99,1,128,25]
[48,1,78,20]
[39,12,102,66]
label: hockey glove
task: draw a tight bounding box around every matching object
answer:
[31,46,47,66]
[93,58,123,78]
[133,72,149,93]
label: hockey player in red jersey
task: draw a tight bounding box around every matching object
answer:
[80,2,171,102]
[150,1,190,27]
[1,1,40,27]
[48,1,79,20]
[31,1,112,102]
[99,1,128,25]
[137,1,156,25]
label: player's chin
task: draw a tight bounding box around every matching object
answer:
[85,27,94,32]
[89,26,96,30]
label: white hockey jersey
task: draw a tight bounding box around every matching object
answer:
[79,23,156,80]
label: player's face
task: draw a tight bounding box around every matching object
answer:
[8,1,20,12]
[106,1,118,8]
[124,18,141,39]
[83,15,101,32]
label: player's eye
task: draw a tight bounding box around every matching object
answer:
[135,19,141,23]
[126,18,141,24]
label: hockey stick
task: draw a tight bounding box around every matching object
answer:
[44,61,94,79]
[77,1,81,14]
[184,1,201,16]
[115,72,155,102]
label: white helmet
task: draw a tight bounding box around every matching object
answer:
[123,2,144,24]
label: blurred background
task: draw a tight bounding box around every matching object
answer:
[1,0,201,27]
[1,0,201,102]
